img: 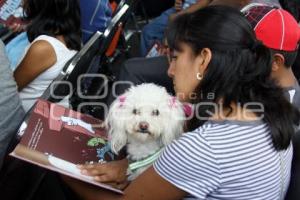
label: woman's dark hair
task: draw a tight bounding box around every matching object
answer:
[23,0,81,51]
[167,5,300,150]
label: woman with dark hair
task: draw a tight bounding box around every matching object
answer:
[64,5,300,200]
[13,0,81,112]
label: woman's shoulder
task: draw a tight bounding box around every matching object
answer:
[26,39,56,61]
[32,35,72,52]
[30,38,54,50]
[31,35,77,60]
[19,39,57,71]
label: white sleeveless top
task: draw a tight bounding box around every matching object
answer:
[19,35,77,112]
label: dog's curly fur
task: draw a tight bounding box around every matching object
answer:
[105,83,186,180]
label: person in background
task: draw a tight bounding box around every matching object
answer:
[0,40,25,170]
[6,0,112,70]
[243,5,300,200]
[64,6,300,200]
[140,0,212,56]
[13,0,81,112]
[80,0,112,43]
[243,5,300,105]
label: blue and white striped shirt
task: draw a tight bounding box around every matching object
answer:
[154,120,293,200]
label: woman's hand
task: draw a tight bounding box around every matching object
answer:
[8,23,26,33]
[78,158,129,188]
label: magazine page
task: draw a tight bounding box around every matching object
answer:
[10,99,124,194]
[0,0,24,27]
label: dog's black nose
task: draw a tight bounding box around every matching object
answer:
[139,122,149,131]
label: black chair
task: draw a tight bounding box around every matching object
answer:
[86,2,132,96]
[100,2,131,57]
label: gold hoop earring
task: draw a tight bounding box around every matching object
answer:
[196,73,203,80]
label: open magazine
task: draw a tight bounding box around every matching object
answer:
[0,0,24,27]
[10,99,124,194]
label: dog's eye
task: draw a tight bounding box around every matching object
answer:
[152,109,160,116]
[133,109,139,115]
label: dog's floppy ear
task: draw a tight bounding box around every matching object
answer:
[161,97,186,145]
[105,96,128,154]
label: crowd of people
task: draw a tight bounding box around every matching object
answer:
[0,0,300,200]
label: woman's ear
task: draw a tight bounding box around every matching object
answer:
[198,48,212,74]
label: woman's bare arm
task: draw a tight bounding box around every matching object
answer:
[14,40,56,91]
[121,166,187,200]
[64,166,187,200]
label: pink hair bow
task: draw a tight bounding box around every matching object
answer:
[118,95,126,108]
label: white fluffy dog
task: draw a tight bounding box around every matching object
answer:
[105,83,186,180]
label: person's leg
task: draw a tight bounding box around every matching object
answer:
[0,159,80,200]
[32,172,81,200]
[0,159,47,200]
[140,8,176,56]
[107,56,173,105]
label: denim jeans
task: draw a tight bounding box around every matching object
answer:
[140,7,176,57]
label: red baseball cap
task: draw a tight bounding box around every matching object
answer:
[243,4,300,51]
